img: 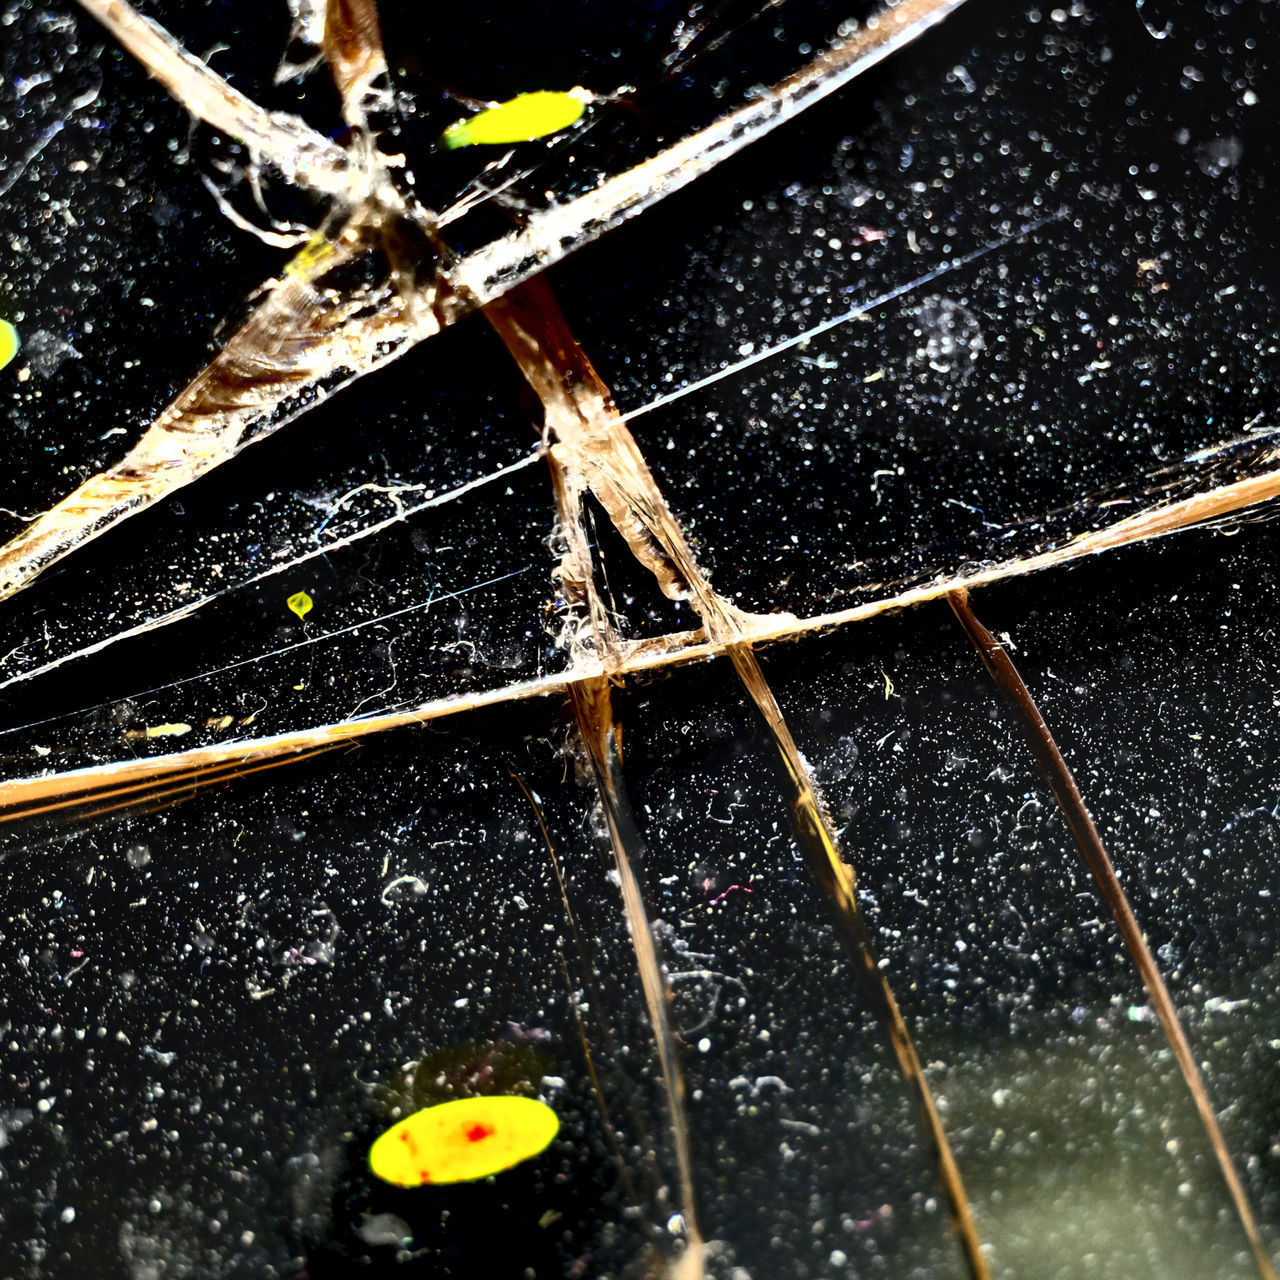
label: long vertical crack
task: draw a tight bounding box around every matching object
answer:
[569,678,707,1280]
[486,283,707,1277]
[728,643,992,1280]
[505,766,652,1236]
[948,587,1277,1280]
[485,273,992,1280]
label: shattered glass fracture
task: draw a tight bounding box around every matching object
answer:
[0,0,1277,1276]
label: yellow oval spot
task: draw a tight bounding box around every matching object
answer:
[0,320,19,372]
[287,590,313,620]
[441,89,590,150]
[369,1096,559,1187]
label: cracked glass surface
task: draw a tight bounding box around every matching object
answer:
[1,1,1278,1277]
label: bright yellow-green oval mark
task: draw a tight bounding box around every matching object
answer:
[0,320,19,372]
[441,89,590,150]
[286,590,313,620]
[369,1096,559,1187]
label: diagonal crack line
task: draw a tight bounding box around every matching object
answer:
[621,211,1067,424]
[4,459,1276,793]
[0,450,541,693]
[0,564,535,742]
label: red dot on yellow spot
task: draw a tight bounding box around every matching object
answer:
[369,1096,559,1187]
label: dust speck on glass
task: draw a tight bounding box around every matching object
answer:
[0,1,1278,1278]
